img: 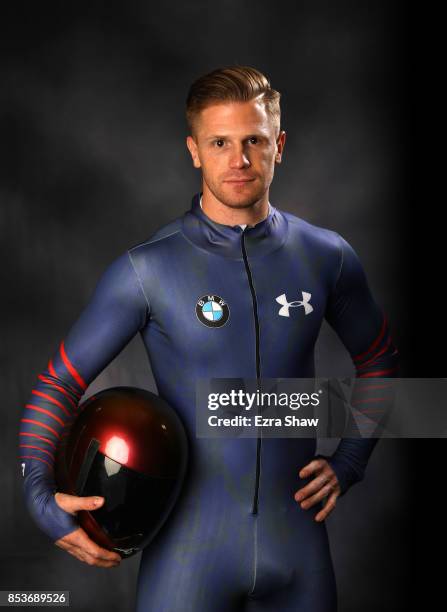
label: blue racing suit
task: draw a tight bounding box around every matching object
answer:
[18,192,399,611]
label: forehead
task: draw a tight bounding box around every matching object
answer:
[196,98,274,136]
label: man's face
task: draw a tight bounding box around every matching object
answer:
[186,97,286,209]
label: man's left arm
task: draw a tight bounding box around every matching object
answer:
[317,233,400,498]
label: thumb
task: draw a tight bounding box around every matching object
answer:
[54,492,104,515]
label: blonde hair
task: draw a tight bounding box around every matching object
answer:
[186,65,281,137]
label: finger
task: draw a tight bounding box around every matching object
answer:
[83,541,121,564]
[78,550,120,568]
[299,482,334,510]
[72,528,121,562]
[295,471,332,502]
[55,492,104,514]
[58,538,120,567]
[315,494,338,522]
[298,458,325,479]
[57,527,121,563]
[55,539,75,553]
[66,545,119,568]
[55,539,88,562]
[54,492,77,516]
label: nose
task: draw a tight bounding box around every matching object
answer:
[229,143,250,169]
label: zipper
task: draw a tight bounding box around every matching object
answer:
[240,227,262,515]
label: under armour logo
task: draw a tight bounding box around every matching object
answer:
[276,292,313,317]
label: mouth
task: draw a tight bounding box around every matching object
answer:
[224,178,256,184]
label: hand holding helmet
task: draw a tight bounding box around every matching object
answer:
[54,493,121,567]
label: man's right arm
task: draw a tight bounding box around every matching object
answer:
[18,249,150,542]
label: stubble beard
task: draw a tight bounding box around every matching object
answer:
[204,176,269,211]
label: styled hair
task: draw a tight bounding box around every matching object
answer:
[186,65,281,137]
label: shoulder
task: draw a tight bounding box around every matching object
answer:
[94,215,184,293]
[280,209,368,288]
[124,213,186,276]
[280,208,343,261]
[128,216,184,255]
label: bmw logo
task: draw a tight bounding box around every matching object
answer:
[196,294,230,328]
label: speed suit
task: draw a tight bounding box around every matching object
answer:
[18,192,399,611]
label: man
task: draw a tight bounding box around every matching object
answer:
[19,66,399,611]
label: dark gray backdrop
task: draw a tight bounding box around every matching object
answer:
[1,2,413,611]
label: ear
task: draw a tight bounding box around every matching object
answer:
[186,135,201,169]
[275,130,286,164]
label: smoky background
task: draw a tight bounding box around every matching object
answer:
[0,2,426,611]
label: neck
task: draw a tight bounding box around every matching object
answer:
[201,183,270,227]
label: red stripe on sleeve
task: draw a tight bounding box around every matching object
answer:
[31,390,72,417]
[37,375,78,409]
[356,336,392,371]
[352,383,394,391]
[20,418,61,438]
[358,367,398,378]
[60,340,87,391]
[19,455,54,471]
[48,359,57,377]
[25,404,66,427]
[353,314,387,364]
[19,445,55,460]
[19,432,57,449]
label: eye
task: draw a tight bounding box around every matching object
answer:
[248,137,258,144]
[214,139,225,147]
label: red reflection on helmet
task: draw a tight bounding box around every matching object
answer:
[105,435,129,464]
